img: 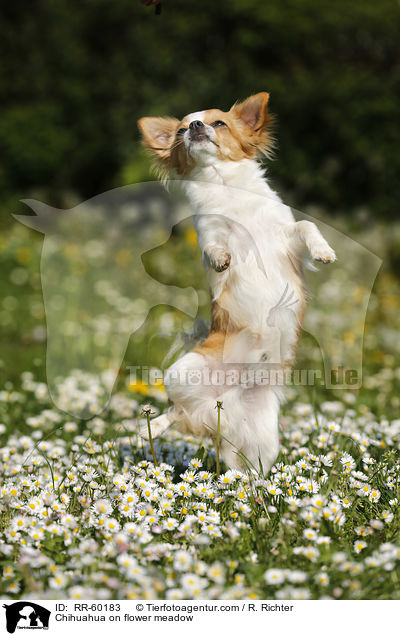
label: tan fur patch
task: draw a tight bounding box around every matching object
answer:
[209,299,241,333]
[194,330,226,358]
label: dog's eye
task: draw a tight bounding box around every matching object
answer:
[176,128,187,135]
[211,120,227,128]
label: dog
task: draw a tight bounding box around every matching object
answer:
[138,92,335,474]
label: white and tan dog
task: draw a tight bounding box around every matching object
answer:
[138,92,335,473]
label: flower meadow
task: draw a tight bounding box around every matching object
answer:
[1,368,400,600]
[0,213,400,600]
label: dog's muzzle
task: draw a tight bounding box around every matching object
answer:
[189,120,208,141]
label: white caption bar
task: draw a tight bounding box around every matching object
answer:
[1,599,396,636]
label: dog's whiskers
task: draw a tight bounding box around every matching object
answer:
[169,138,185,152]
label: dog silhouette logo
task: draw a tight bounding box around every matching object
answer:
[14,182,198,418]
[3,602,50,633]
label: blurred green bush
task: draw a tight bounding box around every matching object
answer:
[0,0,399,218]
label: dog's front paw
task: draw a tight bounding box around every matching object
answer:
[311,242,336,264]
[210,250,231,272]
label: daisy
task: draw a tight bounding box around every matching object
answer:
[369,489,381,503]
[357,484,371,497]
[354,540,367,554]
[162,517,178,531]
[317,536,331,546]
[311,495,325,509]
[264,568,285,585]
[12,515,26,530]
[105,517,120,533]
[49,571,68,589]
[266,482,282,496]
[219,472,235,486]
[304,547,320,562]
[93,499,113,516]
[314,572,329,586]
[365,556,380,567]
[287,570,307,583]
[370,519,384,530]
[166,588,185,600]
[173,550,193,571]
[381,510,394,524]
[303,528,318,541]
[189,458,203,470]
[208,562,225,584]
[68,586,86,599]
[203,523,222,538]
[340,453,356,471]
[6,581,21,594]
[180,573,207,596]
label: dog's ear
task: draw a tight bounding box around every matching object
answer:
[231,92,270,133]
[138,117,179,158]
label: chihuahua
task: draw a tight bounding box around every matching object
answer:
[138,92,335,473]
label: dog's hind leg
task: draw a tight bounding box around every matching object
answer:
[139,350,214,441]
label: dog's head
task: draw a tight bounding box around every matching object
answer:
[138,92,273,178]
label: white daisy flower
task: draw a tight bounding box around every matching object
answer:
[264,568,286,585]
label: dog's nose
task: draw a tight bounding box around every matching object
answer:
[189,120,204,131]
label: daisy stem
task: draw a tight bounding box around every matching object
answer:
[216,400,223,479]
[145,410,158,467]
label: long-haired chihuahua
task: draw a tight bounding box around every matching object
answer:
[138,92,335,474]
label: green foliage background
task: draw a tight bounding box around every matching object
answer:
[0,0,399,218]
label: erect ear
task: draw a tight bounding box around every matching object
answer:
[231,92,270,133]
[138,117,179,158]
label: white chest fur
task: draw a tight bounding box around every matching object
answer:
[181,159,303,362]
